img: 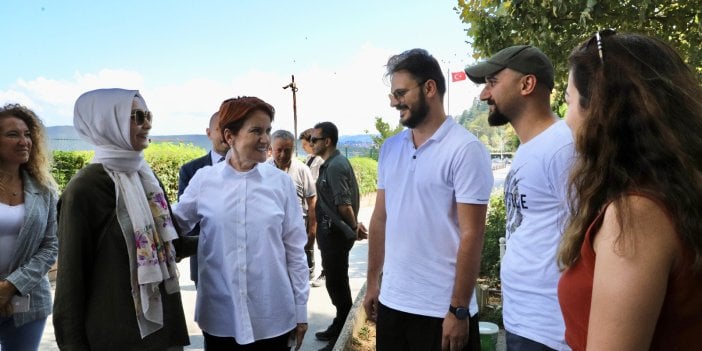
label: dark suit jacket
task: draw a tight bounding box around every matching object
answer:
[178,152,212,283]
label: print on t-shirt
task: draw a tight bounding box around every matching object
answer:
[505,166,525,240]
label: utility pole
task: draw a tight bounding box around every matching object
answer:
[446,68,450,114]
[283,75,299,156]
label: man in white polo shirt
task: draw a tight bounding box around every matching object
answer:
[363,48,493,351]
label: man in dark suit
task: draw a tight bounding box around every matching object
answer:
[177,111,229,286]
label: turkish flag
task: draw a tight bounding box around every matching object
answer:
[451,71,467,82]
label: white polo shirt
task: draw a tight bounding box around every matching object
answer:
[378,117,493,318]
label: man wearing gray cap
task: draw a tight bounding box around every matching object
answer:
[465,46,574,351]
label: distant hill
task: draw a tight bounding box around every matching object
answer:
[46,126,373,151]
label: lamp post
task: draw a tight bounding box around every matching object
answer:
[283,74,299,156]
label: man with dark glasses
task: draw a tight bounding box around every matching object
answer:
[310,121,366,351]
[465,46,574,351]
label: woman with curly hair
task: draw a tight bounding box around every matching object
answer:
[0,104,58,350]
[558,31,702,350]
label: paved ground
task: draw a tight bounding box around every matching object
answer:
[39,166,509,351]
[38,200,374,351]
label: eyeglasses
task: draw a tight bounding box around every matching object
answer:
[586,28,616,64]
[310,136,326,144]
[131,109,152,125]
[389,80,426,101]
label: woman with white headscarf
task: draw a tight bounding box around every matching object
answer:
[53,88,193,350]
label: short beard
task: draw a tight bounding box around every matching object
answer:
[487,103,509,127]
[400,90,430,129]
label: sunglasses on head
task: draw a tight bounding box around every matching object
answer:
[586,28,617,64]
[131,109,152,125]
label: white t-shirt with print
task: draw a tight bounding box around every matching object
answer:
[501,120,574,350]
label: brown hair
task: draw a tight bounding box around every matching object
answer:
[299,128,313,142]
[559,32,702,270]
[0,103,57,190]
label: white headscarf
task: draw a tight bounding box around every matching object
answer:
[74,88,180,338]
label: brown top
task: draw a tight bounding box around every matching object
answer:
[558,198,702,351]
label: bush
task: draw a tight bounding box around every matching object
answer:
[349,157,378,196]
[52,150,94,193]
[51,143,205,203]
[482,189,505,279]
[144,143,206,203]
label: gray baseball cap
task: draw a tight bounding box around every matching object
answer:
[464,45,554,90]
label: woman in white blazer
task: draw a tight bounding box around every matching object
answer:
[0,104,58,351]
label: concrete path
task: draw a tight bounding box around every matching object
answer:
[39,166,509,351]
[37,198,374,351]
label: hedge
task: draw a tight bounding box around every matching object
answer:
[51,143,205,203]
[349,157,378,196]
[51,145,379,203]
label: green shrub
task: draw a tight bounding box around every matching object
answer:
[144,143,206,203]
[349,157,378,196]
[51,150,94,193]
[482,188,505,280]
[51,143,205,203]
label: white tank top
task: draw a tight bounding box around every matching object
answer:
[0,202,25,275]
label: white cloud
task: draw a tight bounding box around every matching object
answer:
[0,45,481,136]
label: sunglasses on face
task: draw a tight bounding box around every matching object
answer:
[310,136,326,144]
[131,109,152,126]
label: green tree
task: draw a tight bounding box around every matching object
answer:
[455,0,702,112]
[458,97,517,153]
[365,116,404,159]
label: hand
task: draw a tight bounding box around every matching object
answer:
[356,222,368,241]
[363,283,380,322]
[441,312,469,351]
[0,280,17,307]
[0,302,12,317]
[293,322,308,350]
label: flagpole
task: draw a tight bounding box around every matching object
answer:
[446,68,450,116]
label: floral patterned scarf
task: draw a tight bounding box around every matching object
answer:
[74,88,180,338]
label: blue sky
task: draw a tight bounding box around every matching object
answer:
[0,0,483,136]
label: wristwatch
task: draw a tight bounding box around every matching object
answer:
[449,305,469,320]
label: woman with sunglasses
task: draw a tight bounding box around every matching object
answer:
[558,31,702,350]
[0,104,58,351]
[53,89,193,350]
[173,96,309,351]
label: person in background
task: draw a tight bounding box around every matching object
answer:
[54,88,193,350]
[558,31,702,350]
[267,129,317,280]
[178,111,229,286]
[311,121,367,351]
[363,48,492,351]
[0,104,58,351]
[299,128,326,287]
[465,45,573,351]
[173,96,309,351]
[299,128,324,180]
